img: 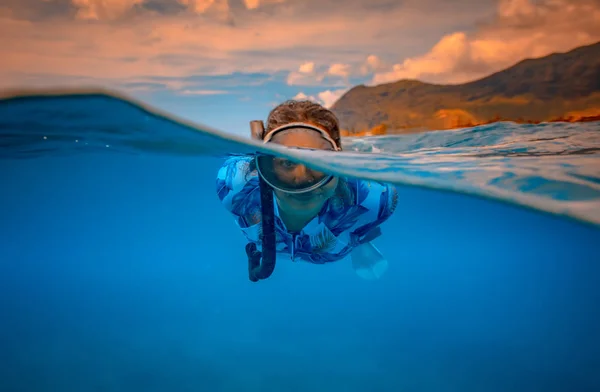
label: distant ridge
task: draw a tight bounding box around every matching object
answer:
[331,41,600,135]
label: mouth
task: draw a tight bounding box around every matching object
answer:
[290,191,319,201]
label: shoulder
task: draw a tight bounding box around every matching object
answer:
[344,177,398,217]
[216,155,262,223]
[336,177,398,241]
[216,155,256,199]
[322,178,398,237]
[216,155,254,182]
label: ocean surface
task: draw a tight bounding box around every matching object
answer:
[1,90,599,392]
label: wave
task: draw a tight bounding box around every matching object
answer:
[1,88,599,227]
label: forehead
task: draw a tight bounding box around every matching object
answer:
[269,127,333,149]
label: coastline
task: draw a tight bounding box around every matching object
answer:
[341,114,600,138]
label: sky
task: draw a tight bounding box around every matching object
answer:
[1,0,599,136]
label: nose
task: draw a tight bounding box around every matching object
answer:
[293,164,306,176]
[292,165,315,184]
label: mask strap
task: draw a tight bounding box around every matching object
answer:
[262,122,341,151]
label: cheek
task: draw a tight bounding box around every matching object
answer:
[274,190,299,205]
[323,178,339,196]
[274,189,287,200]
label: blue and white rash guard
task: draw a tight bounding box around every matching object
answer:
[216,155,398,264]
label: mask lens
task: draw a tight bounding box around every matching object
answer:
[256,154,332,193]
[257,125,339,193]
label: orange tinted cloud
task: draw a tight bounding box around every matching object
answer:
[69,0,232,19]
[242,0,286,10]
[372,0,600,84]
[6,0,588,94]
[2,1,462,85]
[293,88,349,108]
[72,0,144,20]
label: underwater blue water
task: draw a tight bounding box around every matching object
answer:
[0,90,599,391]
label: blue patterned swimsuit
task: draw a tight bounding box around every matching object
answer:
[216,155,398,264]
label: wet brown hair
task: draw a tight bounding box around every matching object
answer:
[265,100,342,149]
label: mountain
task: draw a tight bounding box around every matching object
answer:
[331,41,600,135]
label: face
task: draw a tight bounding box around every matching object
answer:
[267,127,339,208]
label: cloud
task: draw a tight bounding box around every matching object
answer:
[496,0,537,18]
[287,61,354,86]
[177,0,217,14]
[359,55,387,75]
[373,32,469,83]
[298,62,315,74]
[292,92,318,101]
[58,0,237,21]
[243,0,260,9]
[179,88,229,95]
[242,0,286,10]
[371,0,600,85]
[286,62,324,85]
[0,0,505,91]
[292,87,349,108]
[327,63,351,78]
[71,0,143,20]
[69,0,230,20]
[127,72,275,94]
[317,88,348,108]
[178,0,231,18]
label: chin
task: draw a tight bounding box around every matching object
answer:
[290,192,321,203]
[277,191,320,207]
